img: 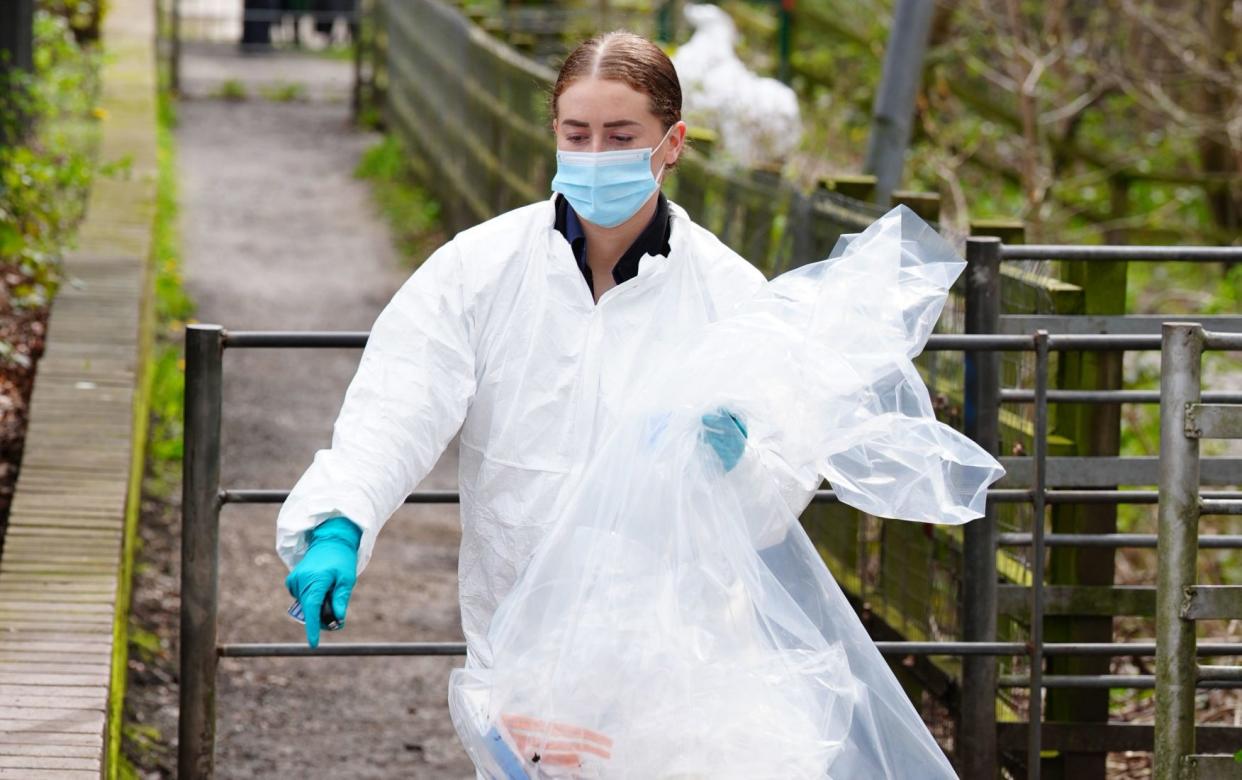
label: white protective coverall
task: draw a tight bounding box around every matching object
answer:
[275,194,814,667]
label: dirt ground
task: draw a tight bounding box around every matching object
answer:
[122,44,476,778]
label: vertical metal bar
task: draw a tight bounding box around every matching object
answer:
[961,236,1002,779]
[178,325,224,779]
[1155,322,1203,778]
[1028,330,1049,779]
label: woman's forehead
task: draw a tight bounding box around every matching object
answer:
[557,78,656,124]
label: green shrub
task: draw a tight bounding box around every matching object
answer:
[0,10,101,310]
[40,0,107,44]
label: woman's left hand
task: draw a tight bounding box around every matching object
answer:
[701,408,748,472]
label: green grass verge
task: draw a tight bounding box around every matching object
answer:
[145,86,194,495]
[110,67,192,780]
[354,133,443,268]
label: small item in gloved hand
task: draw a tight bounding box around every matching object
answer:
[483,725,530,780]
[287,598,343,632]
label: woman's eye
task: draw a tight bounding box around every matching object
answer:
[611,135,634,144]
[566,135,587,143]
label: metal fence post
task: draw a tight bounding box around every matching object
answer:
[961,236,1002,778]
[0,0,34,76]
[862,0,934,207]
[0,0,35,143]
[179,324,224,779]
[1155,322,1203,778]
[170,0,181,94]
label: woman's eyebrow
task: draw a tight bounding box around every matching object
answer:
[559,119,641,129]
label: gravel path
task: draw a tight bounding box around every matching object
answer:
[174,46,474,779]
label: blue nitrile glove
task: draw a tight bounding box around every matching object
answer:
[284,516,362,649]
[701,408,748,472]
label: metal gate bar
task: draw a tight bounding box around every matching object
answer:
[1001,245,1242,261]
[218,487,1242,505]
[999,533,1242,549]
[1001,389,1242,403]
[214,641,1242,659]
[219,329,1242,351]
[178,285,1242,776]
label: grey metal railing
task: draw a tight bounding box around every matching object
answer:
[177,242,1242,778]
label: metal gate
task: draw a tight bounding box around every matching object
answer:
[168,0,358,44]
[156,0,363,96]
[177,239,1242,778]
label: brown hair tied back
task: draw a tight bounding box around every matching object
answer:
[551,31,683,166]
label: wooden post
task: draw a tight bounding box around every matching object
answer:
[777,0,793,84]
[351,0,367,120]
[891,190,941,222]
[1042,175,1129,779]
[818,174,877,203]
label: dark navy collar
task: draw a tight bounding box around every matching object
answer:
[563,195,587,248]
[554,192,672,293]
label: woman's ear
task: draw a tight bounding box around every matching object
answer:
[664,121,686,170]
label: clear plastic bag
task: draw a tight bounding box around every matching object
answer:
[449,206,1005,779]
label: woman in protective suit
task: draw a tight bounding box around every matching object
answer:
[275,31,814,666]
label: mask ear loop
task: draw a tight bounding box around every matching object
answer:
[653,122,681,185]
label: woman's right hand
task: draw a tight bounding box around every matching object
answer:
[284,516,362,648]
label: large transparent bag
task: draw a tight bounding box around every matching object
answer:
[448,206,1005,779]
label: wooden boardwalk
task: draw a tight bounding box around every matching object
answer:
[0,0,157,775]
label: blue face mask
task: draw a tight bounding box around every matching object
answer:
[550,125,676,228]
